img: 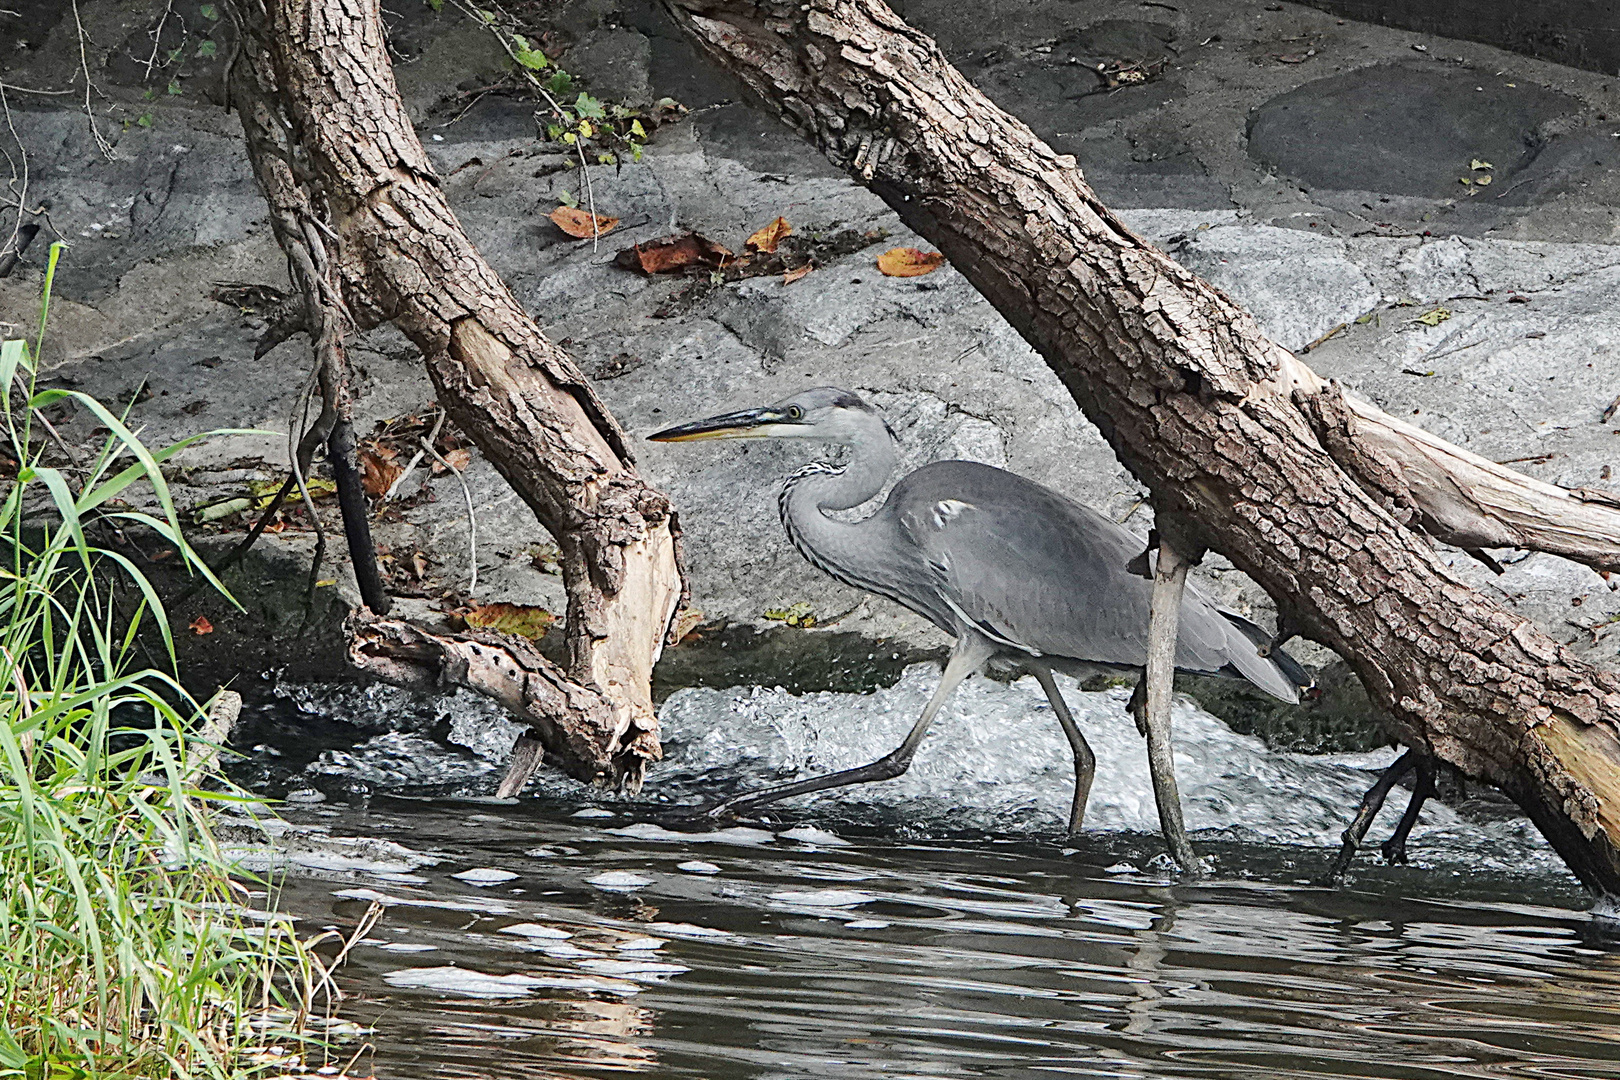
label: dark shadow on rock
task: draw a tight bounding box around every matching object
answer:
[653,623,945,702]
[1175,660,1389,755]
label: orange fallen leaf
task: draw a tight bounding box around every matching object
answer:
[613,233,733,275]
[783,263,813,285]
[550,205,619,240]
[746,216,792,253]
[876,247,946,277]
[189,615,214,635]
[430,447,472,475]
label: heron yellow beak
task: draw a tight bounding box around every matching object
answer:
[647,407,791,442]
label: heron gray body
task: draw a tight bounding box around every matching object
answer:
[649,385,1308,834]
[783,455,1300,700]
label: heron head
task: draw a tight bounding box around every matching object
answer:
[647,386,891,444]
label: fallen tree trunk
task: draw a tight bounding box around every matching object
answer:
[228,0,685,790]
[662,0,1620,894]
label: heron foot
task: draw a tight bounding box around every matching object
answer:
[1380,756,1436,865]
[1324,749,1425,883]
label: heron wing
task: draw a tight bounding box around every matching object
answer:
[891,461,1297,700]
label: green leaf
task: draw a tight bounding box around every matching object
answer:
[38,240,63,353]
[166,78,182,96]
[199,2,219,18]
[136,113,153,128]
[557,189,577,207]
[192,497,252,524]
[512,33,549,70]
[573,91,606,120]
[629,118,646,139]
[194,40,217,58]
[1470,158,1494,170]
[544,70,573,97]
[1415,307,1452,327]
[427,0,444,9]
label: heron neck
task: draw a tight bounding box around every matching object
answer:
[778,420,899,589]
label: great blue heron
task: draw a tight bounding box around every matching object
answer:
[650,386,1311,863]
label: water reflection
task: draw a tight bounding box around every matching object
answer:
[263,800,1620,1080]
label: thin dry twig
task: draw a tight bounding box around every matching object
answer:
[0,83,76,96]
[69,0,114,159]
[142,0,178,85]
[421,430,479,595]
[382,407,444,500]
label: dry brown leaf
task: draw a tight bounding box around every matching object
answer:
[359,447,402,498]
[783,263,813,285]
[189,615,214,636]
[876,247,946,277]
[746,216,792,253]
[672,607,706,643]
[613,233,733,275]
[431,447,472,475]
[550,205,619,240]
[463,602,556,640]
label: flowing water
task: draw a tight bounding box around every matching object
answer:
[236,665,1620,1080]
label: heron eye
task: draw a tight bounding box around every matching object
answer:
[786,405,804,420]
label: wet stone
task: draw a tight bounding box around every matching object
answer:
[1246,63,1581,199]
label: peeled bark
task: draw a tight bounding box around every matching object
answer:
[230,0,684,788]
[663,0,1620,894]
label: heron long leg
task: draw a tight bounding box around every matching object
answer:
[705,633,995,819]
[1031,664,1095,835]
[1324,748,1419,883]
[1139,538,1199,871]
[1381,755,1435,865]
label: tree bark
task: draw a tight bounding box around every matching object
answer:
[662,0,1620,894]
[229,0,685,789]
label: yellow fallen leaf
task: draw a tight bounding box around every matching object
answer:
[463,601,555,640]
[876,247,945,277]
[1415,307,1452,327]
[550,205,619,240]
[763,601,816,627]
[1475,174,1492,186]
[746,216,792,253]
[1470,158,1494,170]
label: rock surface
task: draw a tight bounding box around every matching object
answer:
[1,0,1618,751]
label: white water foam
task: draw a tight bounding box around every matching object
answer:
[653,664,1559,871]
